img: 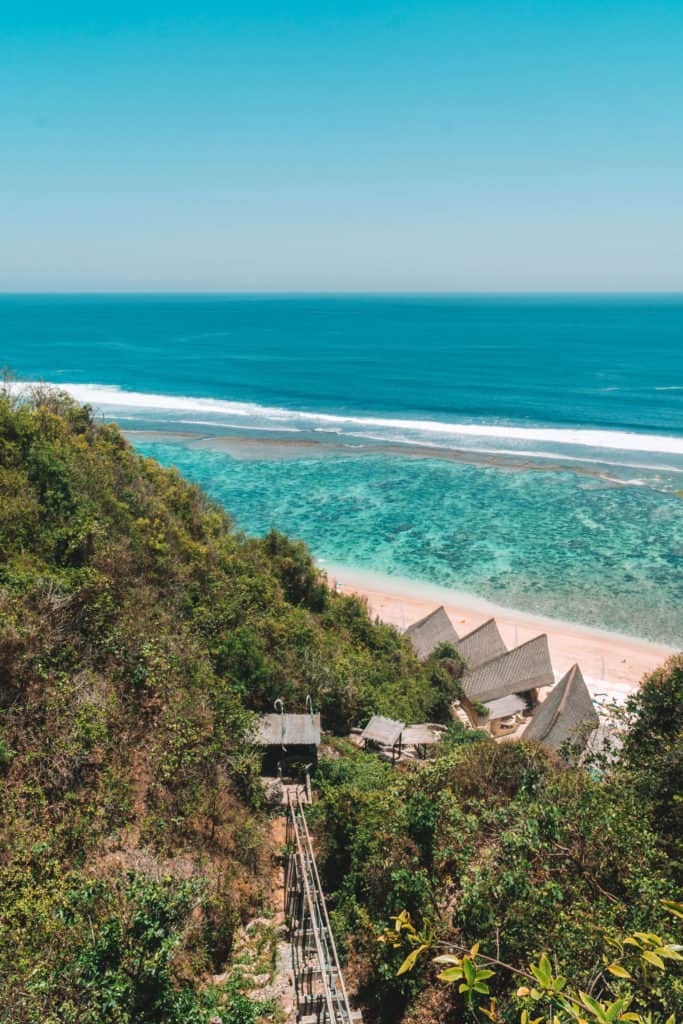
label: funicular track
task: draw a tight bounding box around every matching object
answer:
[285,789,362,1024]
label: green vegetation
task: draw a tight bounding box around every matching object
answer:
[385,909,683,1024]
[1,386,681,1023]
[0,386,444,1022]
[310,658,683,1023]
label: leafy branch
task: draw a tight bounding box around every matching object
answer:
[378,901,683,1024]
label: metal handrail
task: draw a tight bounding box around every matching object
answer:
[287,790,339,1023]
[294,790,356,1023]
[292,800,340,1016]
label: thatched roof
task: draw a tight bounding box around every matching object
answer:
[405,606,459,660]
[523,664,599,752]
[360,715,405,747]
[456,618,507,669]
[401,723,446,746]
[462,634,554,704]
[256,713,321,747]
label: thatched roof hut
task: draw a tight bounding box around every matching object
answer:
[482,694,528,719]
[400,723,447,746]
[462,634,554,704]
[456,618,507,669]
[523,664,599,752]
[405,606,459,660]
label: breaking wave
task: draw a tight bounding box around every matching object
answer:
[16,381,683,464]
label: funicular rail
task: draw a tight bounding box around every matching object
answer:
[285,789,362,1024]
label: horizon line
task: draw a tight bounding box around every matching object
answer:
[2,289,683,299]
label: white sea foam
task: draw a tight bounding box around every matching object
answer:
[598,475,649,487]
[175,419,302,433]
[17,381,683,457]
[341,430,683,472]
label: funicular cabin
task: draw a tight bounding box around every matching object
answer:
[255,711,321,778]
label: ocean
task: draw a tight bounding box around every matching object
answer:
[2,294,682,645]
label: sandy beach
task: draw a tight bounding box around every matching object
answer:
[325,563,677,701]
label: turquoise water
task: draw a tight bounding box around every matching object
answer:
[2,295,682,644]
[134,442,683,645]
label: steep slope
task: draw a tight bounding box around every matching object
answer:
[0,386,454,1023]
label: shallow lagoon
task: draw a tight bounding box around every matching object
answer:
[134,440,683,646]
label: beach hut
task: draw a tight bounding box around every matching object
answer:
[462,633,554,705]
[522,663,599,754]
[405,606,459,660]
[455,618,507,669]
[479,694,529,737]
[459,634,554,734]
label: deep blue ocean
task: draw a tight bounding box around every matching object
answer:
[2,294,682,644]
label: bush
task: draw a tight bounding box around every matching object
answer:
[0,386,441,1017]
[310,734,683,1022]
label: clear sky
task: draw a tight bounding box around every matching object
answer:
[2,1,683,292]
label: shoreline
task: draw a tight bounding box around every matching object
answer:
[322,562,677,697]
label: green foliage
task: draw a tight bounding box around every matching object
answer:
[618,655,683,877]
[0,385,443,1018]
[439,719,489,750]
[429,641,461,662]
[311,725,683,1023]
[0,866,211,1024]
[3,387,681,1024]
[386,904,683,1024]
[261,529,328,611]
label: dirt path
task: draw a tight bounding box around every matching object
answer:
[208,805,296,1022]
[265,811,296,1021]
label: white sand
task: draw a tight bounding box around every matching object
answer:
[323,563,677,699]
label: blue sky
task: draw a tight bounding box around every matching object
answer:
[2,1,682,291]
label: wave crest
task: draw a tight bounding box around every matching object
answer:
[16,381,683,458]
